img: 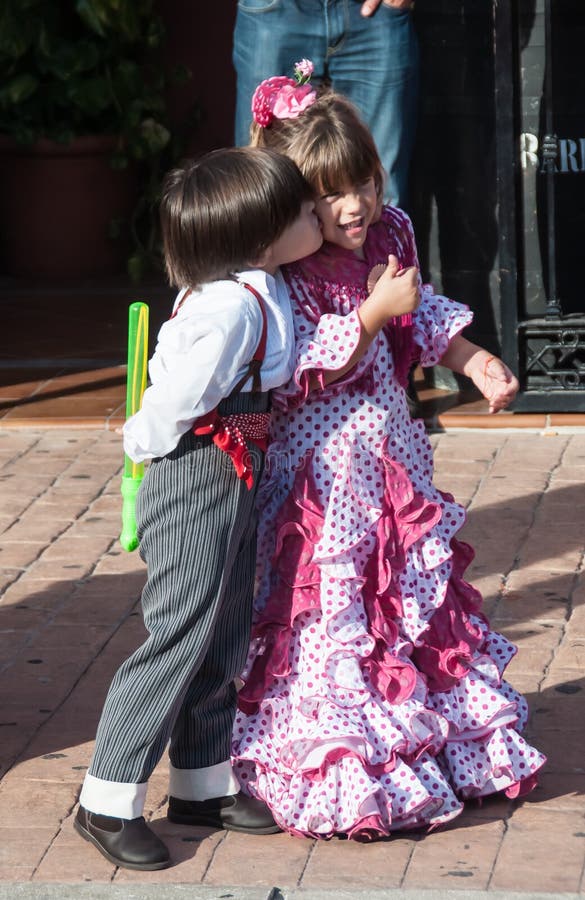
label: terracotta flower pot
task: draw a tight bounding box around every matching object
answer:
[0,134,138,279]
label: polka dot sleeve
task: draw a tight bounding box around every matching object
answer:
[412,288,474,368]
[275,307,367,406]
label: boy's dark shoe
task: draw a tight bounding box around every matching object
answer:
[74,805,171,870]
[168,791,281,834]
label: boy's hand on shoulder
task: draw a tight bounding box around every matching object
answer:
[469,354,519,413]
[367,254,420,319]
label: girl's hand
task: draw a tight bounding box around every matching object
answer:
[367,254,420,319]
[469,354,519,413]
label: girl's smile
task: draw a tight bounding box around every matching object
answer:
[340,217,366,234]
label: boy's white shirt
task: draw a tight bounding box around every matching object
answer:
[123,269,294,462]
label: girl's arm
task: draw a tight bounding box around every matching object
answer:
[439,334,519,413]
[313,254,419,388]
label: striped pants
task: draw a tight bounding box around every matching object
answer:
[80,393,268,818]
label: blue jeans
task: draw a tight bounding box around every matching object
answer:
[233,0,419,208]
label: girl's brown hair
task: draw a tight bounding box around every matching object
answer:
[160,146,312,289]
[250,90,385,201]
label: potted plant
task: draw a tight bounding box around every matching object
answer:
[0,0,192,279]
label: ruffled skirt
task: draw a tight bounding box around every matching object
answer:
[232,443,545,839]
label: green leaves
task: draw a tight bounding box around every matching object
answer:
[0,0,173,149]
[0,74,38,106]
[0,0,195,280]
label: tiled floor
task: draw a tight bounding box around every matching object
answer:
[1,428,585,894]
[2,276,585,430]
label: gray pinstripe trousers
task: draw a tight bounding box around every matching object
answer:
[88,392,268,785]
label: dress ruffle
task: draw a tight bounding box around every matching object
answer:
[233,449,545,839]
[412,286,473,368]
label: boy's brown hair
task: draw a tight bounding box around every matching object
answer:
[250,90,385,201]
[160,146,312,289]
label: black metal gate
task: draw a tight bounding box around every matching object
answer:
[494,0,585,410]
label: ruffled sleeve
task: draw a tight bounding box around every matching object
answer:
[274,271,372,409]
[293,308,368,400]
[412,287,473,368]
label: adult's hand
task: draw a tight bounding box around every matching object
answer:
[361,0,414,16]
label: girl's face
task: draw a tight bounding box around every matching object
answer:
[260,200,323,273]
[314,176,378,256]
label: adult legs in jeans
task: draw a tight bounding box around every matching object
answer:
[233,0,419,209]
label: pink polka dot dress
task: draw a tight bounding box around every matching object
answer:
[231,206,545,840]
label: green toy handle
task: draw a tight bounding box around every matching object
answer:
[119,301,149,551]
[120,474,143,552]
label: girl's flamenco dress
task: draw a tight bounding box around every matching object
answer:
[232,206,545,839]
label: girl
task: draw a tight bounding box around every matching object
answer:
[231,68,546,839]
[75,147,324,870]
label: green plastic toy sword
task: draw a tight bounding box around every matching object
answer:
[119,301,149,551]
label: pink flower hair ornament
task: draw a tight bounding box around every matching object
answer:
[251,59,316,128]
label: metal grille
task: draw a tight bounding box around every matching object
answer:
[520,318,585,392]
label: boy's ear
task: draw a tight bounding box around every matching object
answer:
[250,246,272,270]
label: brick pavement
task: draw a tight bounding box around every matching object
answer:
[0,428,584,897]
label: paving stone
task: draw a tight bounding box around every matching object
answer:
[3,457,73,479]
[35,814,115,883]
[490,807,585,893]
[91,550,146,576]
[19,557,95,581]
[498,571,574,623]
[0,826,57,872]
[548,637,585,671]
[0,778,78,828]
[453,542,518,577]
[0,541,48,569]
[402,817,504,890]
[82,495,124,515]
[24,622,114,654]
[54,585,143,628]
[33,434,102,456]
[532,727,585,773]
[503,672,543,694]
[517,538,583,573]
[504,647,557,679]
[551,465,585,484]
[0,864,38,882]
[536,494,585,526]
[32,493,95,520]
[61,517,120,538]
[526,771,585,811]
[528,680,585,731]
[0,568,23,595]
[490,436,568,471]
[565,587,585,640]
[500,621,563,656]
[0,577,79,610]
[39,534,115,562]
[10,741,95,784]
[2,517,74,544]
[302,833,417,890]
[0,499,32,524]
[431,476,479,505]
[204,830,309,887]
